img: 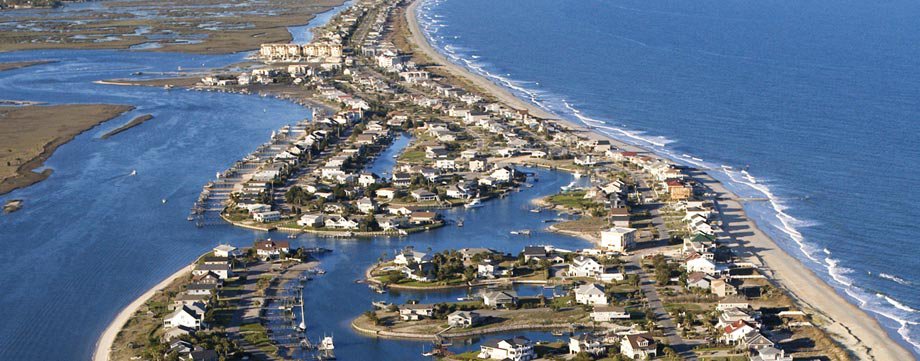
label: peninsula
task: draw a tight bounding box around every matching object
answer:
[88,0,914,360]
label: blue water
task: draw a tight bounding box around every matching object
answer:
[417,0,920,355]
[288,0,354,44]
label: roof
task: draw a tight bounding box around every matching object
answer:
[626,333,656,350]
[255,240,290,250]
[483,336,530,349]
[575,283,605,296]
[399,303,435,310]
[724,320,757,334]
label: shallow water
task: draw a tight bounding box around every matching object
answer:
[417,0,920,355]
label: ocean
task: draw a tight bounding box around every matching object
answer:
[416,0,920,355]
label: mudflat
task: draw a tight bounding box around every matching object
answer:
[0,104,134,195]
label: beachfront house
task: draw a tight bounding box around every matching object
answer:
[574,283,608,305]
[620,333,657,360]
[254,240,290,258]
[721,320,759,344]
[600,227,636,253]
[750,346,793,361]
[568,256,604,278]
[164,306,203,330]
[447,310,482,327]
[478,336,534,361]
[192,263,231,280]
[591,305,631,322]
[212,244,240,258]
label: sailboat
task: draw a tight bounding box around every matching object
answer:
[129,169,137,176]
[298,289,306,332]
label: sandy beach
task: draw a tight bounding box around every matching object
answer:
[92,264,194,361]
[404,0,914,359]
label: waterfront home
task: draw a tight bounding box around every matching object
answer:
[665,179,692,200]
[574,154,597,166]
[459,248,499,261]
[192,272,223,287]
[478,336,534,361]
[482,290,518,309]
[398,303,435,321]
[409,211,438,224]
[394,249,430,265]
[388,205,415,216]
[189,348,219,361]
[750,346,793,361]
[574,283,608,305]
[358,173,380,187]
[522,246,565,263]
[252,210,281,223]
[621,333,657,359]
[477,259,505,279]
[743,332,775,351]
[722,320,760,344]
[164,306,203,330]
[445,184,471,199]
[448,310,482,327]
[685,254,720,275]
[683,233,717,255]
[410,189,438,202]
[254,240,290,258]
[324,215,359,230]
[490,167,515,183]
[569,334,605,356]
[567,255,604,278]
[192,263,231,280]
[376,215,408,231]
[718,308,758,328]
[297,214,325,227]
[166,339,193,357]
[600,227,636,253]
[591,305,630,322]
[186,282,217,296]
[212,244,239,258]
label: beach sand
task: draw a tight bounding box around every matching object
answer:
[404,0,914,359]
[92,264,194,361]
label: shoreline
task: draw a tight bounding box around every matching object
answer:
[403,0,914,359]
[91,263,194,361]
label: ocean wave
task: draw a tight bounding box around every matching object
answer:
[879,273,914,286]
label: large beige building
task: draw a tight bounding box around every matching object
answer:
[259,43,343,61]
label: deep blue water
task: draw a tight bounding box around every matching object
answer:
[417,0,920,355]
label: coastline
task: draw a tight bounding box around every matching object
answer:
[403,0,914,359]
[92,263,194,361]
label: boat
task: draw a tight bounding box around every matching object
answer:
[464,198,483,209]
[573,172,582,178]
[551,330,565,336]
[317,336,335,359]
[456,219,464,227]
[161,199,167,204]
[129,169,137,176]
[530,208,541,213]
[371,301,390,309]
[510,229,531,236]
[298,289,306,331]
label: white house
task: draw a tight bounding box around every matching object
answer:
[252,211,281,223]
[478,337,534,361]
[591,305,630,322]
[398,303,434,321]
[686,255,719,275]
[574,283,608,305]
[569,334,605,356]
[297,214,325,227]
[600,227,636,253]
[447,310,482,327]
[482,290,518,308]
[164,306,203,330]
[568,256,604,278]
[394,250,430,265]
[620,333,657,360]
[212,244,239,258]
[722,320,759,344]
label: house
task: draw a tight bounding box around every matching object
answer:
[717,296,750,311]
[722,320,759,344]
[410,189,438,202]
[212,244,239,258]
[252,210,281,223]
[409,211,438,224]
[686,272,712,290]
[600,227,636,253]
[394,250,431,265]
[356,197,377,213]
[591,305,630,322]
[478,336,534,361]
[750,346,793,361]
[477,260,502,279]
[189,348,219,361]
[392,172,413,187]
[609,207,630,227]
[468,158,487,172]
[164,306,203,330]
[186,282,217,296]
[665,179,692,200]
[490,167,515,183]
[482,290,518,308]
[324,215,359,229]
[297,213,325,227]
[375,187,398,200]
[569,334,605,356]
[742,331,775,351]
[568,256,604,278]
[686,254,719,275]
[711,278,738,297]
[447,310,482,327]
[358,173,380,187]
[620,333,657,360]
[192,263,231,280]
[254,240,290,258]
[398,303,435,321]
[574,283,608,305]
[718,308,757,328]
